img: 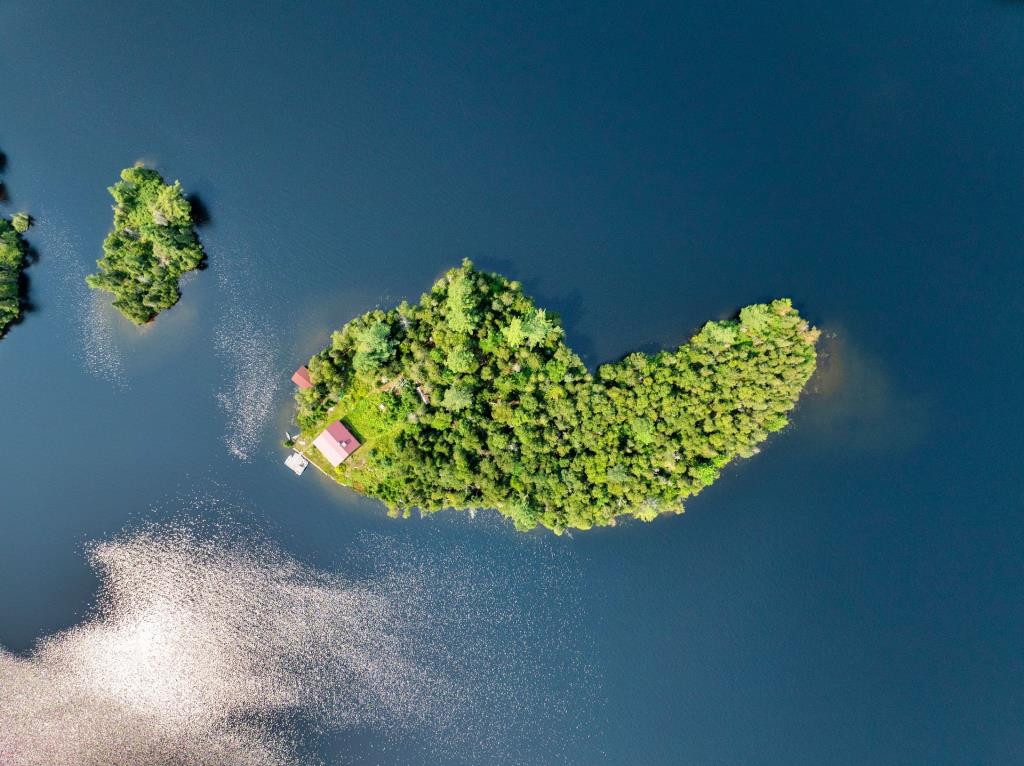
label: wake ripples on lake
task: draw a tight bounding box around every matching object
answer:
[211,244,280,460]
[41,213,127,386]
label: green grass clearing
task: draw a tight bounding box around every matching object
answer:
[294,380,418,493]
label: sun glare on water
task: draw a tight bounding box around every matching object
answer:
[0,527,457,766]
[0,518,598,766]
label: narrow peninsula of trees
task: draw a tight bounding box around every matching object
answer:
[86,166,205,324]
[294,261,819,533]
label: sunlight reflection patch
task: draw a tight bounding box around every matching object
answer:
[0,526,458,766]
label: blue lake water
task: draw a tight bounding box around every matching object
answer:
[1,1,1022,763]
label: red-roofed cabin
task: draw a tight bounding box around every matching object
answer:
[313,421,361,467]
[291,365,313,389]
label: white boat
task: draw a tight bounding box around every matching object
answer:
[284,452,309,476]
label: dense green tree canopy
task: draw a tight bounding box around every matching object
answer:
[0,216,30,336]
[296,261,819,533]
[85,166,205,324]
[0,153,31,338]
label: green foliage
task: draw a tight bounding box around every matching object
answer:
[295,261,819,533]
[522,308,556,348]
[85,166,205,324]
[0,217,29,336]
[10,212,30,234]
[444,262,478,334]
[0,155,32,337]
[441,385,473,411]
[445,346,478,374]
[352,320,396,372]
[502,316,526,348]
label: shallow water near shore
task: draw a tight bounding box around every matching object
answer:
[1,1,1023,763]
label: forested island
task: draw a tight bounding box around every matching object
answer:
[293,261,819,533]
[0,212,31,337]
[86,166,205,324]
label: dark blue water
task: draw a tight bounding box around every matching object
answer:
[1,1,1022,763]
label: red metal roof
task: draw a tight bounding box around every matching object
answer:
[291,365,313,389]
[312,421,361,467]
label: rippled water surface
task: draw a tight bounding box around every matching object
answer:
[1,1,1022,764]
[1,507,597,765]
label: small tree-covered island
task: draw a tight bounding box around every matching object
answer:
[292,261,819,533]
[0,212,32,337]
[86,166,205,324]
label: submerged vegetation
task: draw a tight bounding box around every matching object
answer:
[295,261,819,533]
[86,166,205,324]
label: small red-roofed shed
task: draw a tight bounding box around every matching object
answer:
[291,365,313,389]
